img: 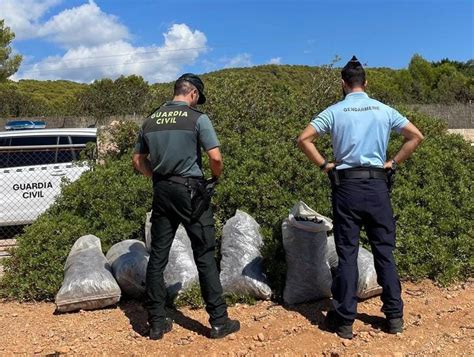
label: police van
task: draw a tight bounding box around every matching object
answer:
[0,128,96,227]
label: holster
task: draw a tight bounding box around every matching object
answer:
[190,177,218,221]
[385,168,396,193]
[328,168,340,187]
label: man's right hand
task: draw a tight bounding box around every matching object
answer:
[322,162,336,173]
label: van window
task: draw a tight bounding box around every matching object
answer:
[59,136,70,145]
[10,136,58,146]
[71,136,96,145]
[56,136,74,163]
[0,137,10,147]
[7,148,57,168]
[0,132,96,168]
[3,136,58,168]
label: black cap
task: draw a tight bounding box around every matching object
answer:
[176,73,206,104]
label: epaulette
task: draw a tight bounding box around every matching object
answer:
[186,105,205,115]
[145,102,167,118]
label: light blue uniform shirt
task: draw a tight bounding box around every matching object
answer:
[310,92,409,170]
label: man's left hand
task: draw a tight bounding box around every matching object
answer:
[383,160,395,170]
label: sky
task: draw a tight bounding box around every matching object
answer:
[1,0,473,83]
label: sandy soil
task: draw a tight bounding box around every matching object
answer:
[0,280,472,356]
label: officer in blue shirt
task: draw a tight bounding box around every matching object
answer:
[133,74,240,340]
[298,56,424,339]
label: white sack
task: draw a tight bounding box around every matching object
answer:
[106,239,149,299]
[55,235,121,312]
[220,210,272,300]
[145,212,199,298]
[326,236,382,299]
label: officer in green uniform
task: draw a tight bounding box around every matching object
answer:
[132,73,240,340]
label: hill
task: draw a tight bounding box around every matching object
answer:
[0,55,472,121]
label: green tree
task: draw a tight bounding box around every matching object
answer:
[432,63,470,103]
[113,75,150,116]
[75,78,116,125]
[0,19,22,82]
[408,54,435,102]
[75,75,151,124]
[0,82,48,116]
[366,68,403,104]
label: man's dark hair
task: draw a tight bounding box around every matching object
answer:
[341,56,366,88]
[174,79,195,96]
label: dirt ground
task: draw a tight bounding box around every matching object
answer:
[0,280,472,356]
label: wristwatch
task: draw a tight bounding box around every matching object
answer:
[319,159,328,171]
[391,159,397,170]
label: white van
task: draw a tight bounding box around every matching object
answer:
[0,128,97,227]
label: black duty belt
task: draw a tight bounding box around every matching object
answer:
[153,174,203,187]
[337,167,387,180]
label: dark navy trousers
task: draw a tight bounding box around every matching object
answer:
[331,178,403,323]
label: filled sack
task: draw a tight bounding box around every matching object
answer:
[327,236,382,299]
[282,201,333,305]
[220,210,272,300]
[145,211,153,251]
[163,225,199,298]
[55,235,121,313]
[106,240,149,299]
[145,213,199,298]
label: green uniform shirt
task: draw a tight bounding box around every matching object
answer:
[134,101,219,178]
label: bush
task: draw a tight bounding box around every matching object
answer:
[388,110,473,285]
[1,65,472,301]
[1,149,152,300]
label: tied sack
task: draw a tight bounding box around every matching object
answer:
[283,201,333,305]
[106,240,149,299]
[220,210,272,300]
[164,225,199,298]
[145,212,199,298]
[55,235,121,313]
[327,236,382,299]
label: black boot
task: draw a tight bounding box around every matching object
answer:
[149,318,173,340]
[210,319,240,339]
[323,310,353,339]
[386,317,404,334]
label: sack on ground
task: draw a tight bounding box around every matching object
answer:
[282,201,333,305]
[55,235,121,313]
[145,211,152,251]
[144,213,199,298]
[163,225,199,298]
[327,236,382,299]
[220,210,272,300]
[106,240,149,299]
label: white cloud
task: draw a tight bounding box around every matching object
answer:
[17,24,208,83]
[1,0,128,48]
[8,1,208,83]
[268,57,282,65]
[38,0,130,48]
[0,0,61,39]
[223,53,253,68]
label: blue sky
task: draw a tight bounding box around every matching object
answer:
[2,0,473,83]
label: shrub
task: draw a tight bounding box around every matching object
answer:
[1,150,152,300]
[1,65,472,301]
